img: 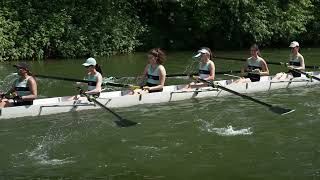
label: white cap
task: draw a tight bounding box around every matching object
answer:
[289,41,299,48]
[194,49,210,58]
[82,57,97,66]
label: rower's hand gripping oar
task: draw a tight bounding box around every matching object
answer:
[285,64,320,81]
[214,56,320,70]
[77,87,137,127]
[193,77,295,115]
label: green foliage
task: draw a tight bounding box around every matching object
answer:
[0,0,145,60]
[0,9,20,61]
[0,0,318,60]
[302,0,320,44]
[134,0,315,49]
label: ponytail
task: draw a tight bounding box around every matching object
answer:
[27,70,33,76]
[95,64,103,75]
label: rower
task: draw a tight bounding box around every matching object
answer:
[82,57,103,97]
[274,41,305,80]
[188,47,215,88]
[71,57,103,100]
[234,44,269,83]
[0,62,37,107]
[136,48,166,93]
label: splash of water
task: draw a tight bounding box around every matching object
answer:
[12,122,75,167]
[207,125,253,136]
[198,118,253,136]
[26,142,74,166]
[0,73,18,92]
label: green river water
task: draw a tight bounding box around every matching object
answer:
[0,48,319,179]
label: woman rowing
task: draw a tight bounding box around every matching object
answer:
[0,62,37,107]
[188,47,215,88]
[234,44,269,83]
[73,57,103,99]
[135,48,166,93]
[274,41,305,80]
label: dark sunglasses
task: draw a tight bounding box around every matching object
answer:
[16,67,26,70]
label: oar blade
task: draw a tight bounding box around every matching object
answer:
[114,118,138,127]
[269,106,295,115]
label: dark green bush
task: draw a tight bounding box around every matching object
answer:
[0,0,318,61]
[0,0,145,61]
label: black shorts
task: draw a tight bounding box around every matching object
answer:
[245,73,260,82]
[13,100,33,106]
[146,82,163,93]
[288,70,301,77]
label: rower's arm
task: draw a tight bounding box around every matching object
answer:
[22,77,37,101]
[204,62,215,81]
[260,60,269,76]
[296,56,305,70]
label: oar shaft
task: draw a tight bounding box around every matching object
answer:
[78,87,137,127]
[215,84,271,108]
[36,75,88,83]
[195,77,272,108]
[214,56,283,66]
[195,78,294,115]
[86,94,123,119]
[36,74,137,88]
[166,70,241,77]
[223,74,242,78]
[289,69,320,81]
[166,73,197,77]
[214,56,318,69]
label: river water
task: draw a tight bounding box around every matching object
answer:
[0,48,319,179]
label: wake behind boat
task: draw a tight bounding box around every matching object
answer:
[0,71,319,120]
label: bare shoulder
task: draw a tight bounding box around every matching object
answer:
[158,64,166,70]
[259,57,267,64]
[29,76,37,83]
[298,53,304,59]
[28,76,37,86]
[97,72,103,78]
[158,65,166,74]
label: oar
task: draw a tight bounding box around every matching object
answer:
[195,77,295,115]
[223,74,242,78]
[77,87,137,127]
[35,74,140,89]
[166,70,241,77]
[287,68,320,81]
[214,56,319,69]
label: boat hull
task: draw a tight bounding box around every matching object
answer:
[0,73,318,119]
